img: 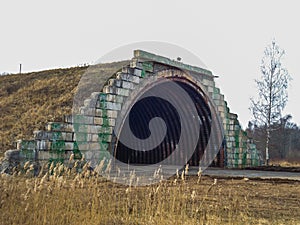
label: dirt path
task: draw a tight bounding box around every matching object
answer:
[201,168,300,181]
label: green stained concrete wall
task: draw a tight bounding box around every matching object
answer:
[14,50,261,168]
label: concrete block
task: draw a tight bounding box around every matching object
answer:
[235,124,241,130]
[117,72,140,83]
[247,153,251,159]
[214,87,220,94]
[76,143,89,151]
[220,94,225,102]
[33,131,73,142]
[65,142,74,151]
[94,118,115,126]
[133,68,142,77]
[99,134,112,142]
[72,115,94,125]
[4,150,20,161]
[229,113,238,120]
[219,111,225,119]
[99,126,113,134]
[107,110,118,118]
[94,117,103,125]
[77,142,100,151]
[90,142,100,150]
[38,151,52,160]
[228,130,235,136]
[228,136,235,142]
[46,122,73,132]
[207,86,214,93]
[36,140,51,150]
[95,109,104,117]
[122,66,135,74]
[64,115,73,124]
[62,132,73,141]
[80,107,95,116]
[214,99,221,106]
[103,86,129,96]
[212,93,220,100]
[106,94,123,103]
[227,142,233,148]
[19,140,36,150]
[130,60,143,69]
[121,81,135,89]
[103,86,116,94]
[73,124,89,133]
[107,118,115,126]
[97,102,121,110]
[109,79,122,87]
[94,117,116,127]
[87,125,101,134]
[74,133,92,142]
[34,130,51,140]
[116,87,129,96]
[91,134,99,142]
[217,105,225,112]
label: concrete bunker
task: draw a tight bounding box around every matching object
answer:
[10,50,261,169]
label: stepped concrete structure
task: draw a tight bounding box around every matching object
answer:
[6,50,261,171]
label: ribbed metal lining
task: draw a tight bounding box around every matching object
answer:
[114,78,212,166]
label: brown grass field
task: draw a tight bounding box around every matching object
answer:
[0,162,299,225]
[0,62,128,156]
[1,65,300,225]
[0,67,85,154]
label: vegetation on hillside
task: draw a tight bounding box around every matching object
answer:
[0,67,84,153]
[0,61,129,154]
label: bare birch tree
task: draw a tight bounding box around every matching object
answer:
[250,40,291,165]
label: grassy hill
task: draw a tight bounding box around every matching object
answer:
[0,61,129,155]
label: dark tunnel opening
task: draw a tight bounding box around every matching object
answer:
[113,78,218,166]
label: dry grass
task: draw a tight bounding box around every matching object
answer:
[269,159,300,167]
[0,162,299,225]
[0,67,85,154]
[0,61,129,156]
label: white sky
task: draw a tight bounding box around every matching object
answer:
[1,0,299,128]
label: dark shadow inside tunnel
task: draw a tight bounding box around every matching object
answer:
[113,77,221,167]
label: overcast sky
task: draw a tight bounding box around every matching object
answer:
[1,0,299,128]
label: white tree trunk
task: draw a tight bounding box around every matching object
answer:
[265,128,270,165]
